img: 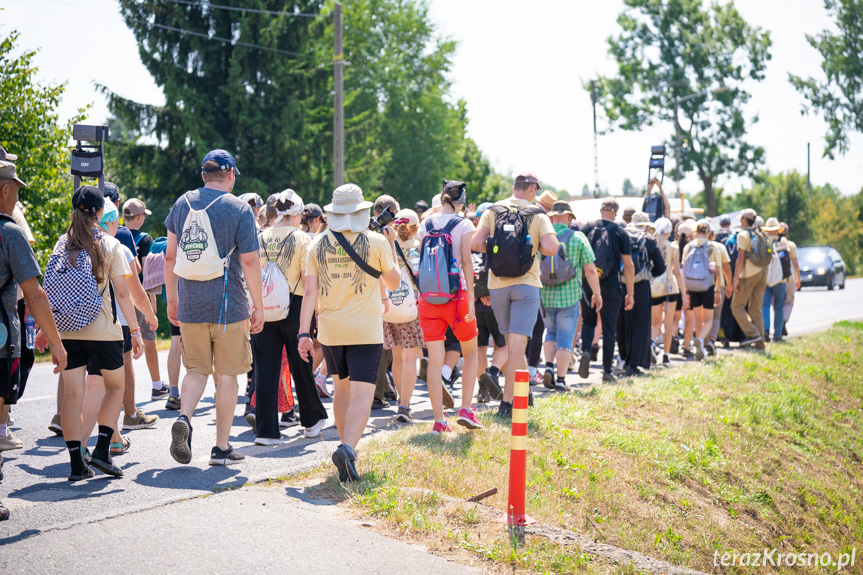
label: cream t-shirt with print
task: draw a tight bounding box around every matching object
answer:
[306,229,395,346]
[60,234,131,342]
[258,226,310,297]
[477,197,555,290]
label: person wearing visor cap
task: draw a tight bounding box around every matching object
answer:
[164,149,264,467]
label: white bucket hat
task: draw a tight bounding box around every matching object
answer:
[325,183,373,233]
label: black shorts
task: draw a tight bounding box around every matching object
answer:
[651,293,682,308]
[0,358,21,406]
[170,322,181,337]
[64,339,124,376]
[477,310,505,348]
[322,343,382,385]
[687,286,715,309]
[122,325,132,354]
[444,326,461,354]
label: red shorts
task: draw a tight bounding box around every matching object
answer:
[418,293,478,343]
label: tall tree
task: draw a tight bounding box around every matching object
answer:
[592,0,771,215]
[0,29,87,266]
[789,0,863,159]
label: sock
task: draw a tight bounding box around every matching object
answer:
[528,366,537,377]
[152,380,163,390]
[545,361,554,369]
[341,443,356,459]
[488,365,499,377]
[0,424,6,438]
[441,365,453,381]
[398,404,409,410]
[169,386,180,398]
[436,419,448,427]
[93,425,113,461]
[557,376,566,382]
[66,440,85,469]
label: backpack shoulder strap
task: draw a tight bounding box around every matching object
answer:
[441,215,464,234]
[519,205,546,217]
[331,232,381,279]
[394,242,420,290]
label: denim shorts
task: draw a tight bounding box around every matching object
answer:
[542,305,580,352]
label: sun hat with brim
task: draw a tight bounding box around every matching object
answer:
[0,160,27,188]
[325,183,373,232]
[548,201,574,218]
[631,211,652,227]
[762,216,782,233]
[536,190,557,210]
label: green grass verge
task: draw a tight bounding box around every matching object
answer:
[322,322,863,574]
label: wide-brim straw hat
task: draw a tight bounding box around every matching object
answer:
[324,183,373,214]
[762,216,782,233]
[537,190,558,211]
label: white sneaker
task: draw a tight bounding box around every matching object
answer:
[694,337,705,361]
[254,436,283,446]
[0,430,23,451]
[303,419,326,438]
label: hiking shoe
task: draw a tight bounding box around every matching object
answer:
[122,410,159,430]
[554,378,568,392]
[740,335,763,347]
[681,348,695,360]
[48,414,63,436]
[254,436,283,446]
[440,381,455,409]
[303,418,326,438]
[169,416,193,465]
[209,444,245,466]
[662,353,670,366]
[669,336,680,355]
[418,357,428,383]
[694,337,705,361]
[479,370,503,401]
[457,408,483,430]
[151,384,170,401]
[542,368,555,389]
[431,419,453,435]
[705,340,716,357]
[476,384,491,404]
[165,396,181,410]
[89,455,124,477]
[395,406,413,422]
[67,464,95,482]
[280,409,300,429]
[590,343,599,362]
[371,397,390,410]
[0,431,23,451]
[315,372,332,398]
[332,444,360,483]
[497,401,513,418]
[602,371,617,383]
[578,355,591,379]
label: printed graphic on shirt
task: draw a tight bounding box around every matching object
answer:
[180,221,208,262]
[388,280,410,306]
[316,233,370,297]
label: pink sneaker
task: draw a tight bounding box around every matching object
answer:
[457,407,483,430]
[530,371,543,386]
[431,420,452,435]
[315,373,332,398]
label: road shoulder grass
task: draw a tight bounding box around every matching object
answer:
[297,322,863,574]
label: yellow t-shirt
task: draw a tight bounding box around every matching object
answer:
[477,197,555,289]
[258,226,310,297]
[655,239,680,295]
[709,240,731,287]
[61,234,131,341]
[306,229,395,346]
[736,230,769,279]
[682,237,723,289]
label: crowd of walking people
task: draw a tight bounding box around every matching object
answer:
[0,146,803,518]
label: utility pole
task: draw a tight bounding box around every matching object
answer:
[590,80,600,198]
[674,99,683,213]
[807,142,811,193]
[333,2,345,189]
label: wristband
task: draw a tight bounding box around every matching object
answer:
[298,333,310,339]
[129,327,141,334]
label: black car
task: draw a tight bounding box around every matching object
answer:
[798,246,846,290]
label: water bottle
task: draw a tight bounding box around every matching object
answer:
[450,258,458,274]
[25,315,36,350]
[409,249,420,274]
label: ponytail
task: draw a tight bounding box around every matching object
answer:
[67,208,108,283]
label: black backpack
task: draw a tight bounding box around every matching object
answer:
[471,251,490,299]
[642,194,663,222]
[775,242,792,280]
[585,220,617,280]
[626,228,652,282]
[486,204,545,278]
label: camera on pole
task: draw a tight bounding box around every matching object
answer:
[70,124,109,192]
[647,144,665,185]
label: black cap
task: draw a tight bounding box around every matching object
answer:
[103,181,120,204]
[414,199,429,212]
[720,216,731,226]
[72,185,105,214]
[303,203,323,218]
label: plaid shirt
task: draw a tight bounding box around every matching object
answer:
[541,224,595,309]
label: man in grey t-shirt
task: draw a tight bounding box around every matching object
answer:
[164,149,263,467]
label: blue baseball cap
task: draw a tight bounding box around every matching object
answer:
[476,202,494,217]
[201,149,240,175]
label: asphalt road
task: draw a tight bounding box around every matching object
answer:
[1,278,860,549]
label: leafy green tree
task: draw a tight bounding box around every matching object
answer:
[622,178,635,196]
[0,29,87,266]
[592,0,771,216]
[789,0,863,159]
[724,170,812,240]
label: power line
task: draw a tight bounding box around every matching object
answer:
[156,0,326,19]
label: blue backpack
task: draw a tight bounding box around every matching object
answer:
[418,217,463,305]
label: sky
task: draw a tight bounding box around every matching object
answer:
[2,0,861,198]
